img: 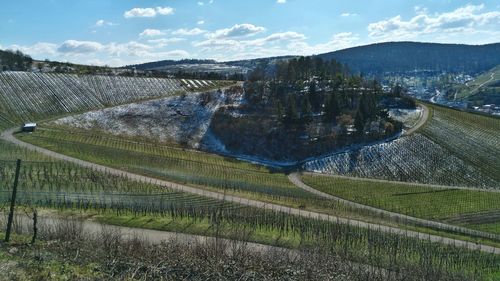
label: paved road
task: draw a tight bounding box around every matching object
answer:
[2,127,500,254]
[288,172,500,242]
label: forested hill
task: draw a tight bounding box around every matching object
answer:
[0,49,33,71]
[317,42,500,76]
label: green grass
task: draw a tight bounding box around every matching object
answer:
[420,104,500,182]
[302,174,500,234]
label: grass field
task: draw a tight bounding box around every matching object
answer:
[302,174,500,234]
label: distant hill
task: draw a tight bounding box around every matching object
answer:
[127,59,218,71]
[119,42,500,77]
[317,42,500,76]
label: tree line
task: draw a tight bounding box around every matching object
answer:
[0,49,33,71]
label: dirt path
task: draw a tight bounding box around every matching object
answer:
[288,172,500,242]
[2,127,500,254]
[403,103,429,136]
[7,214,393,276]
[8,214,291,256]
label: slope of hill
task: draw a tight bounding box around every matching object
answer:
[0,71,185,128]
[317,42,500,76]
[456,65,500,100]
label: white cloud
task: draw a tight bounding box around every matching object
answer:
[368,4,500,39]
[107,41,152,57]
[156,7,175,16]
[58,40,104,54]
[124,7,174,18]
[197,1,214,6]
[277,0,286,3]
[7,42,58,56]
[147,38,186,47]
[287,32,359,55]
[197,20,205,25]
[341,13,357,17]
[194,31,360,61]
[246,31,306,46]
[207,23,266,39]
[95,19,117,27]
[172,28,207,36]
[140,29,165,37]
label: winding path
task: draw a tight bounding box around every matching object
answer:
[2,127,500,254]
[403,103,429,136]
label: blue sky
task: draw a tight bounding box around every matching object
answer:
[1,0,499,66]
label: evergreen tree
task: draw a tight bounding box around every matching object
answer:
[301,96,313,124]
[354,109,365,135]
[324,93,340,123]
[285,94,299,124]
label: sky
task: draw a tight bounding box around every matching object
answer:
[1,0,499,67]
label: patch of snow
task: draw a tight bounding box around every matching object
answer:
[53,91,226,148]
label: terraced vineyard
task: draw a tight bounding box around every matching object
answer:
[302,175,500,234]
[304,105,500,188]
[0,71,227,129]
[421,105,500,182]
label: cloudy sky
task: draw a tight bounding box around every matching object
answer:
[1,0,499,66]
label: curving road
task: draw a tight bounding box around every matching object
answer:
[403,103,429,136]
[2,127,500,254]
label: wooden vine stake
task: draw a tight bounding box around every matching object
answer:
[5,159,21,243]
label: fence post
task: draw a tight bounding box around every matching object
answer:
[5,159,21,243]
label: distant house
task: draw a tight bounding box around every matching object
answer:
[22,123,37,132]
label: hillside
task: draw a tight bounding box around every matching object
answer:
[317,42,500,76]
[0,71,186,128]
[455,65,500,101]
[0,49,33,71]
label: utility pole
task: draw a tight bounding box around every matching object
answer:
[5,159,21,243]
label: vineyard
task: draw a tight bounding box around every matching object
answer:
[303,134,498,188]
[2,69,500,279]
[304,105,500,188]
[0,71,228,130]
[421,105,500,182]
[16,128,339,207]
[1,158,500,279]
[301,175,500,234]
